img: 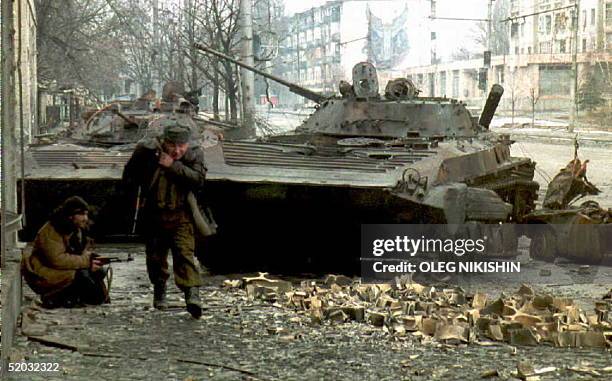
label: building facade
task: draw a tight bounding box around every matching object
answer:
[274,0,417,106]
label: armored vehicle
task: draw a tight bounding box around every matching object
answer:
[526,148,611,263]
[21,47,540,271]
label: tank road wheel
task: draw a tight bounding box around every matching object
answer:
[529,227,556,262]
[567,223,602,264]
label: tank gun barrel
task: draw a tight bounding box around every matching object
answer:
[193,43,326,104]
[479,84,504,129]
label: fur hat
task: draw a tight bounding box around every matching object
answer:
[162,120,191,144]
[59,196,90,216]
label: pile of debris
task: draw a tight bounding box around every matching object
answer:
[225,274,612,348]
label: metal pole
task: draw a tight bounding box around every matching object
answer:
[570,1,580,132]
[239,0,255,138]
[488,0,493,53]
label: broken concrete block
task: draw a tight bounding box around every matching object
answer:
[509,328,540,346]
[480,298,505,315]
[341,305,365,322]
[222,279,241,288]
[323,274,352,287]
[243,273,292,293]
[512,313,543,327]
[574,331,608,348]
[434,323,469,344]
[472,293,488,309]
[400,315,422,332]
[420,318,438,336]
[517,361,537,381]
[326,308,348,324]
[367,311,386,327]
[539,269,551,277]
[246,284,278,302]
[532,294,554,309]
[517,284,534,297]
[487,324,504,341]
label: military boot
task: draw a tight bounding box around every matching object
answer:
[184,287,202,319]
[153,283,168,310]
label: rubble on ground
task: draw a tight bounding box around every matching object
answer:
[235,273,612,348]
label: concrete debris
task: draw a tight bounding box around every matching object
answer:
[539,269,551,277]
[480,369,499,378]
[237,275,612,348]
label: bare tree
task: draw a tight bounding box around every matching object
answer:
[36,0,125,100]
[529,88,539,128]
[471,0,510,56]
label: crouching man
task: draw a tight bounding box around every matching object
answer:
[21,196,109,308]
[122,120,205,318]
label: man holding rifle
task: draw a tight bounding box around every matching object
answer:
[21,196,109,308]
[122,119,206,318]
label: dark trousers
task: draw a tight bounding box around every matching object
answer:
[145,210,202,290]
[42,269,108,308]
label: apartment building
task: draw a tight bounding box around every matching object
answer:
[405,0,612,112]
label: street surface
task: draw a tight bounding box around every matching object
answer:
[6,133,612,381]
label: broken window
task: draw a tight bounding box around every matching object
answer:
[511,23,519,37]
[539,64,572,96]
[554,13,567,31]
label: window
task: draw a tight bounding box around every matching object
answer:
[539,64,572,96]
[582,38,587,52]
[520,23,525,36]
[607,33,612,52]
[331,6,340,22]
[439,71,447,97]
[607,4,612,26]
[515,46,519,54]
[539,41,552,53]
[452,70,460,98]
[528,46,532,54]
[511,23,519,37]
[546,15,552,34]
[554,13,566,31]
[582,10,586,30]
[559,39,566,53]
[496,65,504,84]
[591,9,595,26]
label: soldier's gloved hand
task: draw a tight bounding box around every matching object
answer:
[159,152,174,168]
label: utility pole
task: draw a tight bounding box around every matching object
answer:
[488,0,493,53]
[239,0,256,138]
[570,0,580,132]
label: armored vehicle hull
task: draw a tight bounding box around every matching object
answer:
[21,52,540,270]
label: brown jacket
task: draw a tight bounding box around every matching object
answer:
[21,222,92,297]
